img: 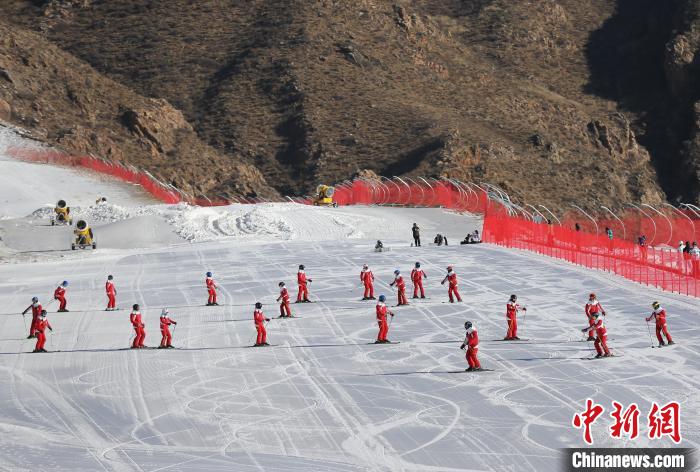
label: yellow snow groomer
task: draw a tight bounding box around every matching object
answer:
[72,220,96,250]
[52,200,72,226]
[313,185,337,207]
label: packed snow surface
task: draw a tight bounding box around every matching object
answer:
[0,127,698,471]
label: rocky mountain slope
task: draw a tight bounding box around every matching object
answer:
[1,0,698,209]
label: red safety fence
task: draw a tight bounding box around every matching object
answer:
[6,145,699,297]
[483,201,700,298]
[5,146,291,206]
[332,178,489,213]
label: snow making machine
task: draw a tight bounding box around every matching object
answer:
[72,220,96,250]
[312,185,338,207]
[51,199,72,226]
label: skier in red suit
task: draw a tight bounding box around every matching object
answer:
[22,296,42,339]
[505,294,526,340]
[277,282,292,317]
[159,309,177,349]
[360,264,375,300]
[296,265,312,302]
[441,266,462,303]
[206,272,219,306]
[130,304,146,348]
[32,310,52,353]
[390,270,408,306]
[254,302,270,346]
[646,301,674,347]
[585,293,606,341]
[460,321,481,371]
[105,275,117,311]
[54,280,69,312]
[581,312,611,357]
[411,262,427,299]
[375,295,394,343]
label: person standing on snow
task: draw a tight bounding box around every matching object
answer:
[130,304,146,349]
[585,293,606,341]
[54,281,69,312]
[296,265,312,303]
[277,282,292,318]
[105,275,117,311]
[411,262,427,299]
[581,312,611,357]
[254,302,271,346]
[441,266,462,303]
[360,264,375,300]
[504,294,526,340]
[460,321,481,371]
[646,301,674,347]
[412,223,421,247]
[375,295,394,343]
[159,309,177,349]
[390,270,408,306]
[206,272,219,306]
[32,310,52,353]
[22,296,42,339]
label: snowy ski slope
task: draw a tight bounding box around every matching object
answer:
[0,129,698,472]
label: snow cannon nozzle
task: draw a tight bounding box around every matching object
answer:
[57,199,67,208]
[255,302,262,309]
[132,304,140,311]
[206,271,212,277]
[76,220,87,230]
[464,321,472,330]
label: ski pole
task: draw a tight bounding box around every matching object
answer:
[645,320,654,348]
[20,313,27,332]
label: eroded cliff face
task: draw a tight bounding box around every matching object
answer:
[0,1,697,208]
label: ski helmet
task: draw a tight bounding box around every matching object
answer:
[589,293,596,299]
[206,271,212,277]
[61,280,68,287]
[464,321,472,330]
[652,301,660,310]
[447,265,453,271]
[510,294,517,302]
[40,310,47,318]
[394,269,400,275]
[362,264,368,269]
[279,282,285,287]
[32,296,39,303]
[415,262,420,268]
[132,304,140,311]
[255,302,262,309]
[378,294,386,302]
[107,275,113,280]
[299,264,305,270]
[161,308,169,317]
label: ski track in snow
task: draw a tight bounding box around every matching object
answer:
[0,128,699,471]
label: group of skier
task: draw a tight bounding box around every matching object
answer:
[19,263,677,368]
